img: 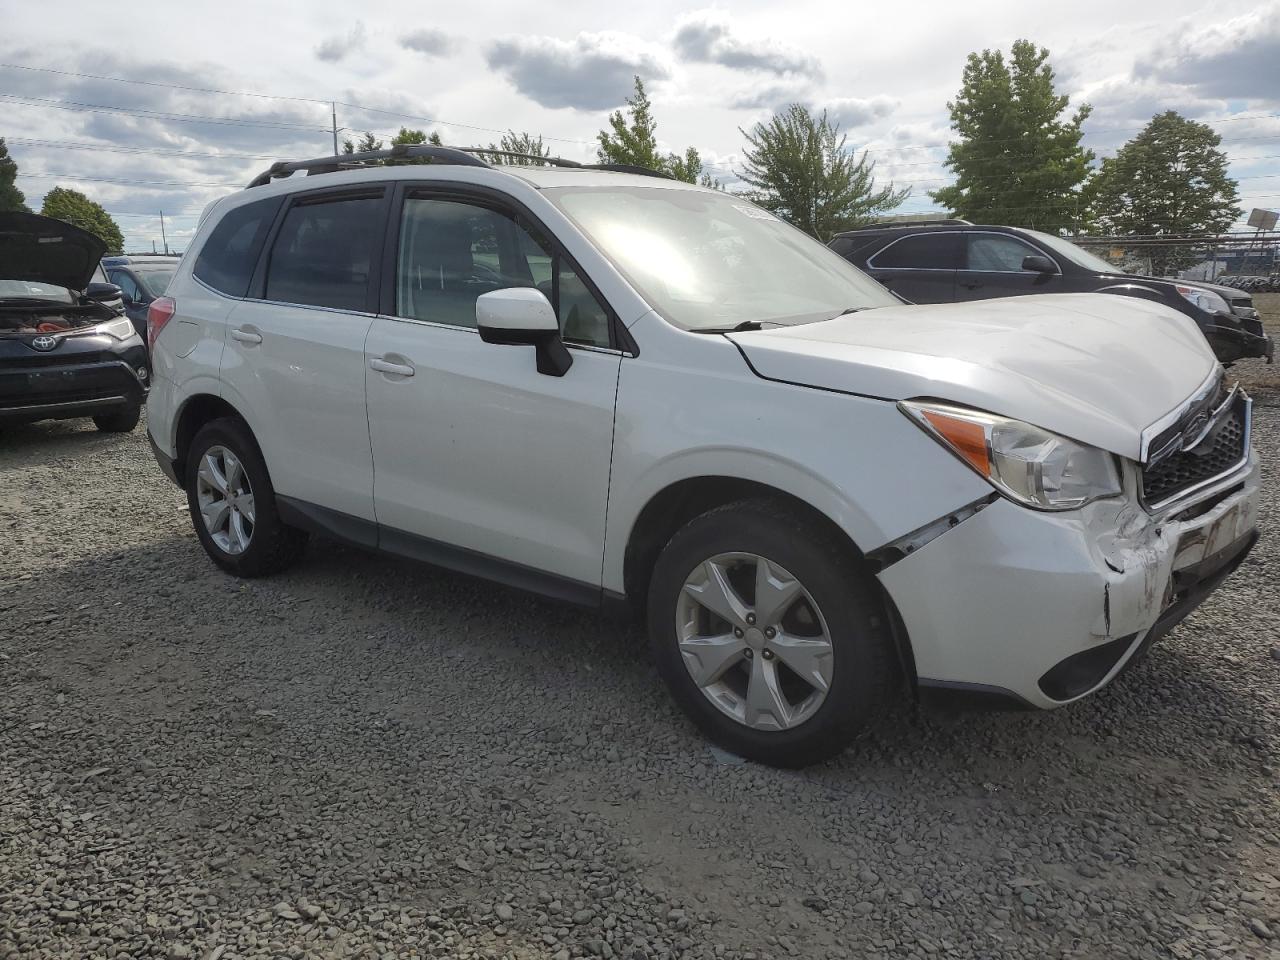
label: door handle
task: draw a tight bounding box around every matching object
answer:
[960,281,983,290]
[369,357,415,377]
[231,328,262,345]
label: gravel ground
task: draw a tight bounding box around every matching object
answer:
[1,403,1278,960]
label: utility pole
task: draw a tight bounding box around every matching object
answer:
[151,240,157,254]
[332,102,339,155]
[160,210,169,256]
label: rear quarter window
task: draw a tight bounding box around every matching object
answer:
[192,197,282,297]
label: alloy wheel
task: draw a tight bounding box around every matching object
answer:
[195,445,255,555]
[675,552,834,731]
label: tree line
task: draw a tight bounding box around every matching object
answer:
[0,38,1244,269]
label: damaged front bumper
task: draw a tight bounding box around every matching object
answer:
[878,452,1261,710]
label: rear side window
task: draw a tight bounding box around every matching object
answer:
[870,233,961,270]
[193,197,281,297]
[265,194,383,312]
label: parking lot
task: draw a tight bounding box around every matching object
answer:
[2,365,1278,959]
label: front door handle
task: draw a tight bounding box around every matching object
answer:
[230,328,262,345]
[960,280,983,290]
[369,357,415,378]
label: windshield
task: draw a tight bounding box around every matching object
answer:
[546,186,898,331]
[1025,230,1125,275]
[136,266,177,298]
[0,279,73,302]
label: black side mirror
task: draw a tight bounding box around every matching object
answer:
[475,288,573,377]
[1022,255,1056,274]
[85,281,123,303]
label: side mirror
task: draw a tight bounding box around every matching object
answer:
[1022,255,1056,274]
[476,287,572,377]
[85,281,123,303]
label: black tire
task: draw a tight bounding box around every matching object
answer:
[93,404,141,433]
[185,417,307,577]
[647,499,897,768]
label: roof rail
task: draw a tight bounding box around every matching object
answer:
[247,143,676,187]
[838,217,973,233]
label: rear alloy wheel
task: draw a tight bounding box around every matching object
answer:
[185,418,307,577]
[648,499,897,767]
[92,404,141,433]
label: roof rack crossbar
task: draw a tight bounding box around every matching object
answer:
[246,143,678,187]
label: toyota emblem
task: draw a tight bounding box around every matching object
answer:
[31,335,59,352]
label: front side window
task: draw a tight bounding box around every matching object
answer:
[193,196,281,297]
[396,196,611,348]
[265,194,383,311]
[136,267,177,298]
[545,186,898,332]
[966,234,1046,273]
[870,233,961,270]
[109,271,142,301]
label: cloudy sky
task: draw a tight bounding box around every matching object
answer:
[3,0,1278,251]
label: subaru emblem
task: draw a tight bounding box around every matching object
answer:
[31,335,59,352]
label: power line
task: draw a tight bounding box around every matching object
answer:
[17,171,239,188]
[0,62,330,104]
[0,94,330,132]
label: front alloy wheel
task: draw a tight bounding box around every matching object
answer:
[677,553,834,731]
[648,499,897,768]
[196,445,256,555]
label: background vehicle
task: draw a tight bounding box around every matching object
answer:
[147,146,1259,767]
[830,222,1272,364]
[1,212,149,432]
[103,254,180,339]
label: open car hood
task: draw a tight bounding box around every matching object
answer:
[0,211,108,294]
[727,293,1219,462]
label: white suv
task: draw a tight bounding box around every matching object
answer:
[146,145,1261,767]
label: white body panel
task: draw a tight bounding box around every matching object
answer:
[729,293,1217,460]
[219,300,375,520]
[364,316,621,585]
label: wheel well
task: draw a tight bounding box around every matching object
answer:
[173,394,248,478]
[622,476,916,685]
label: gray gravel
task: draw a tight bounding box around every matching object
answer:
[1,402,1278,960]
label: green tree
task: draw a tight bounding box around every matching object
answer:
[738,104,908,239]
[387,127,443,164]
[40,186,124,254]
[931,40,1092,232]
[341,131,384,154]
[597,76,714,184]
[0,138,29,213]
[1090,111,1241,274]
[481,130,552,166]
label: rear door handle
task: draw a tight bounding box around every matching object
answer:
[369,357,415,377]
[230,328,262,345]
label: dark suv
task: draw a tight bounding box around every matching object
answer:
[830,222,1272,364]
[102,255,180,339]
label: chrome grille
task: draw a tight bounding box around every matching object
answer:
[1141,393,1249,508]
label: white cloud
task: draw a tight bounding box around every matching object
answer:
[485,32,671,111]
[673,10,822,79]
[316,22,368,64]
[822,96,898,129]
[399,28,454,58]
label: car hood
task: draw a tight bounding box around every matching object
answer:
[0,211,108,294]
[727,293,1218,462]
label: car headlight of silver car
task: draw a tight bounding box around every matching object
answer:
[1175,284,1230,316]
[900,400,1123,511]
[97,317,138,340]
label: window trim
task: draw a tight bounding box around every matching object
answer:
[962,231,1062,276]
[247,183,393,313]
[865,231,964,272]
[865,229,1064,276]
[378,181,630,355]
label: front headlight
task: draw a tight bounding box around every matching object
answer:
[96,317,138,340]
[901,401,1123,511]
[1175,284,1230,316]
